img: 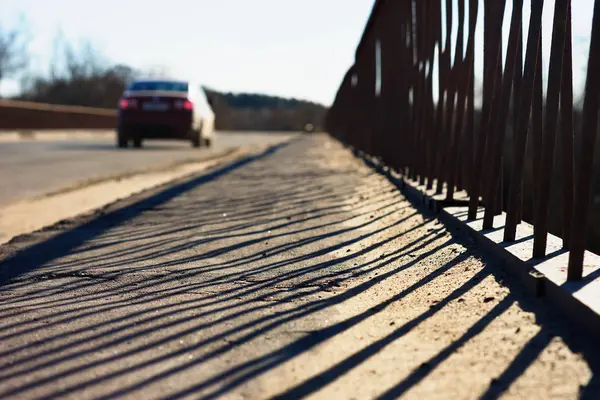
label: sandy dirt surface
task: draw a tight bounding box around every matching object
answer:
[0,134,599,399]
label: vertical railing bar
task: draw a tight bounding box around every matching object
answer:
[421,0,436,187]
[435,0,455,195]
[482,0,523,229]
[408,0,418,180]
[468,0,497,219]
[446,0,467,201]
[386,8,397,172]
[416,0,428,184]
[532,0,570,258]
[477,0,506,225]
[463,0,478,197]
[514,11,524,143]
[426,1,443,190]
[400,1,413,176]
[531,31,544,215]
[413,0,424,182]
[488,1,506,217]
[439,0,458,196]
[426,1,441,190]
[560,1,574,249]
[505,0,545,241]
[568,0,600,280]
[513,3,524,224]
[432,0,446,192]
[376,18,386,165]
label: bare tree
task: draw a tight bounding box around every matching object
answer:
[19,36,137,108]
[0,22,29,88]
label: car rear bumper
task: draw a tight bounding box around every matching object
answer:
[118,123,194,139]
[118,112,194,139]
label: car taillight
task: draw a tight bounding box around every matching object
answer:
[119,98,138,109]
[175,99,193,110]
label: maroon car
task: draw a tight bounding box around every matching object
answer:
[116,78,215,148]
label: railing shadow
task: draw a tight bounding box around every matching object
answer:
[0,139,294,284]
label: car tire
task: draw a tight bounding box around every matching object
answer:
[117,131,128,148]
[133,138,143,148]
[191,130,202,148]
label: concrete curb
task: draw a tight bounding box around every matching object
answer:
[0,130,114,142]
[349,146,600,337]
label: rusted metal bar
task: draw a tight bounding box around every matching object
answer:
[419,0,436,186]
[425,1,442,190]
[432,0,446,192]
[400,1,414,175]
[531,32,544,214]
[469,0,505,221]
[486,0,506,219]
[482,0,523,230]
[435,0,455,195]
[560,1,575,249]
[409,0,420,181]
[462,0,478,196]
[568,0,600,280]
[532,0,570,258]
[504,0,544,241]
[378,1,395,169]
[426,2,442,190]
[446,0,467,201]
[513,2,524,223]
[438,0,457,194]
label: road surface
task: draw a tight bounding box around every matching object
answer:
[0,131,295,205]
[0,134,598,399]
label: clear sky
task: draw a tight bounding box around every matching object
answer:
[0,0,375,106]
[0,0,595,106]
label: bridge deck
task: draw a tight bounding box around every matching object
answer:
[0,134,598,399]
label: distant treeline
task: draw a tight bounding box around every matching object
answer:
[209,91,315,110]
[203,89,327,132]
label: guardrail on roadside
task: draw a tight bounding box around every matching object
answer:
[327,0,600,281]
[0,99,117,131]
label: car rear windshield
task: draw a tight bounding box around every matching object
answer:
[128,81,188,92]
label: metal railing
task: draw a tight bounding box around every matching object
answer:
[327,0,600,281]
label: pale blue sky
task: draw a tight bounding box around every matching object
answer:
[0,0,595,106]
[0,0,375,105]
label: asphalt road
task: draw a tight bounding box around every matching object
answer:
[0,131,295,205]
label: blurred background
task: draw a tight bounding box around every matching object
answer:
[0,0,376,131]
